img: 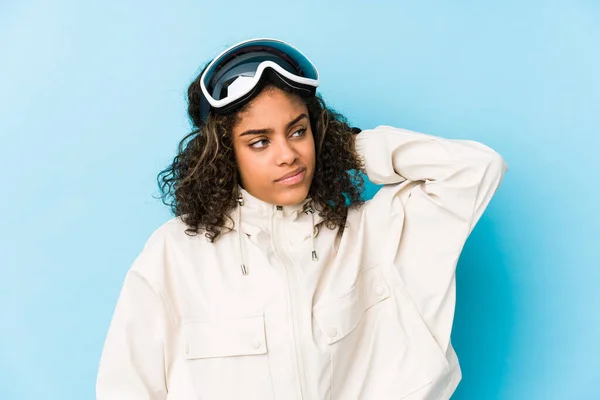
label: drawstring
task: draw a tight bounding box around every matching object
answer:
[236,193,319,276]
[311,211,318,262]
[303,204,319,262]
[237,193,248,275]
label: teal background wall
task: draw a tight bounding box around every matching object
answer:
[1,1,598,398]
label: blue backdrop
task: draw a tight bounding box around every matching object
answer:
[1,1,598,399]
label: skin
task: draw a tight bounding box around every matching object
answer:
[231,87,316,206]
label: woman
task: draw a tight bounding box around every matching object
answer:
[97,38,507,400]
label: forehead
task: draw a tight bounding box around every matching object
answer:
[234,88,308,130]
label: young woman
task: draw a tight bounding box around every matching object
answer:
[97,38,507,400]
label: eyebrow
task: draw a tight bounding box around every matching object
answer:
[239,113,309,137]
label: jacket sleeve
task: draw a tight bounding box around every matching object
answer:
[96,269,171,400]
[355,125,507,352]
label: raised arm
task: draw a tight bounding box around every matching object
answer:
[355,125,507,355]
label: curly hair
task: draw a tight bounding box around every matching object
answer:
[157,66,365,242]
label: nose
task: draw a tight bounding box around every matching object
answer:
[275,138,298,166]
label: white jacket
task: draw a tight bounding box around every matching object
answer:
[97,125,507,400]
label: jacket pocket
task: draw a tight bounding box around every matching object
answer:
[182,314,274,399]
[312,266,450,399]
[313,266,391,344]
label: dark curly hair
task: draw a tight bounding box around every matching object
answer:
[157,65,365,242]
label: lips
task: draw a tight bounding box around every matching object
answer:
[275,167,305,183]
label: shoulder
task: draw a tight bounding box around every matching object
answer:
[143,216,196,249]
[128,216,206,287]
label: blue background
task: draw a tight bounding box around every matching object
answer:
[1,1,599,399]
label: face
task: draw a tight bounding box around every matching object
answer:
[232,88,316,206]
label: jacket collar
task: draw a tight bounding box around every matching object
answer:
[226,187,325,275]
[232,188,324,234]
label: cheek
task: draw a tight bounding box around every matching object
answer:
[235,150,252,177]
[300,136,316,167]
[236,148,269,184]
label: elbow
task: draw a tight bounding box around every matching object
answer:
[486,149,508,185]
[465,140,508,182]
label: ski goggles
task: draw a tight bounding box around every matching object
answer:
[199,38,320,123]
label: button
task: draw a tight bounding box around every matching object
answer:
[375,285,385,296]
[327,327,338,338]
[252,340,262,350]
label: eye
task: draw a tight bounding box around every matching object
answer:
[250,138,269,149]
[291,128,307,138]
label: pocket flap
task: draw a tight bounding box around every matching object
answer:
[313,267,391,345]
[183,314,267,359]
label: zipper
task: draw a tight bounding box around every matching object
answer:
[271,205,307,399]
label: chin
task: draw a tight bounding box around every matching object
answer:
[274,184,311,206]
